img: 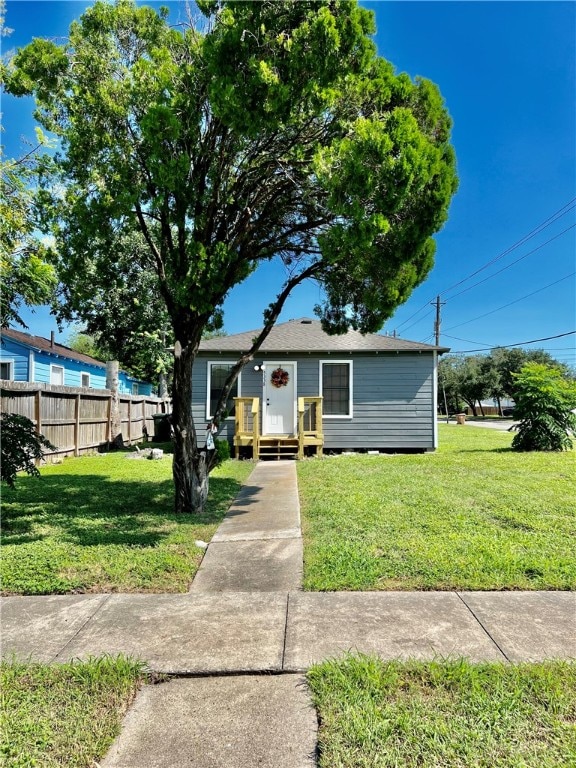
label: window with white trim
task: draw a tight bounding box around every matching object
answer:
[81,373,90,388]
[132,382,139,395]
[320,361,353,417]
[0,360,14,380]
[50,365,65,386]
[207,362,239,419]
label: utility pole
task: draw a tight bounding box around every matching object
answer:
[431,295,446,346]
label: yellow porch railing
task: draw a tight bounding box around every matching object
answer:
[233,397,260,458]
[233,395,323,459]
[298,396,323,459]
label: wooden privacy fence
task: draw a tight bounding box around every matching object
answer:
[1,381,170,461]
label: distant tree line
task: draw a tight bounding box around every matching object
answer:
[439,347,573,417]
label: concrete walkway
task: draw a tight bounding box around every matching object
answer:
[2,461,575,767]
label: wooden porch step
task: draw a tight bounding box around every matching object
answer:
[258,435,299,460]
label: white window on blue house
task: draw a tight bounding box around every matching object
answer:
[0,360,14,380]
[320,360,353,418]
[207,362,240,419]
[81,373,90,388]
[132,382,139,395]
[50,364,65,386]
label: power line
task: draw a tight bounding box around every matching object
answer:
[441,198,576,296]
[447,330,576,354]
[399,307,434,335]
[443,271,576,332]
[394,197,576,332]
[443,333,492,346]
[447,224,575,301]
[394,301,434,333]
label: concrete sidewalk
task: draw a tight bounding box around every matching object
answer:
[2,461,575,767]
[3,589,575,671]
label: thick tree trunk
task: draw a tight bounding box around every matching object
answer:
[171,338,208,514]
[478,400,485,417]
[464,399,477,417]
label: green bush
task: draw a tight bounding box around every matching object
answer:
[1,412,56,487]
[215,437,231,465]
[511,363,576,451]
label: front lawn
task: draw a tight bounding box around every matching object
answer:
[1,450,253,595]
[298,425,575,590]
[0,656,146,768]
[308,654,576,768]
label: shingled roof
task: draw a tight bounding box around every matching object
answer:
[199,318,449,354]
[1,327,107,368]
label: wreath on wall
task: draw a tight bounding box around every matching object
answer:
[270,367,290,388]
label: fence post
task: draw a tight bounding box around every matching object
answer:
[35,390,42,434]
[127,397,132,444]
[74,394,81,456]
[106,361,123,447]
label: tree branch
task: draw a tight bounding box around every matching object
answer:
[207,261,322,470]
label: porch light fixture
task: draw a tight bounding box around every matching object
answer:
[253,363,266,372]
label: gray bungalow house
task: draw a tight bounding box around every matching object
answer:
[195,318,449,458]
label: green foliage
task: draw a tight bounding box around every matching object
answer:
[55,231,173,383]
[1,656,145,767]
[214,437,231,465]
[298,425,575,591]
[439,355,492,415]
[0,413,56,488]
[1,451,253,594]
[4,0,458,510]
[439,348,569,416]
[66,329,106,359]
[308,655,576,768]
[511,363,576,452]
[1,8,57,327]
[0,142,57,328]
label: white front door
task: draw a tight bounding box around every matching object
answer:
[263,362,296,434]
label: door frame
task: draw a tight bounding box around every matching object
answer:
[262,360,298,435]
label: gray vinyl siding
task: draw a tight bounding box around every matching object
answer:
[193,352,436,450]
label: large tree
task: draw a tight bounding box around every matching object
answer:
[5,0,458,512]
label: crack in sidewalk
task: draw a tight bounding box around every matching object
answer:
[51,594,113,663]
[455,592,510,662]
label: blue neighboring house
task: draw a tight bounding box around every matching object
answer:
[0,327,153,395]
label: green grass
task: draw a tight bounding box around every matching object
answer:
[298,425,575,591]
[0,656,147,768]
[307,654,576,768]
[1,449,254,595]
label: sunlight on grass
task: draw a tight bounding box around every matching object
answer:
[308,654,576,768]
[298,425,575,591]
[0,656,146,768]
[1,452,254,594]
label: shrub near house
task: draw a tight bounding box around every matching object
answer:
[511,363,576,451]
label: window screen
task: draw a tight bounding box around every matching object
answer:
[0,361,13,380]
[209,364,238,418]
[81,373,90,388]
[322,363,351,416]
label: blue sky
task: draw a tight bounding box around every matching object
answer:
[3,1,575,367]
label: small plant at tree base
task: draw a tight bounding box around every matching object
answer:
[1,412,56,487]
[214,438,231,465]
[511,363,576,452]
